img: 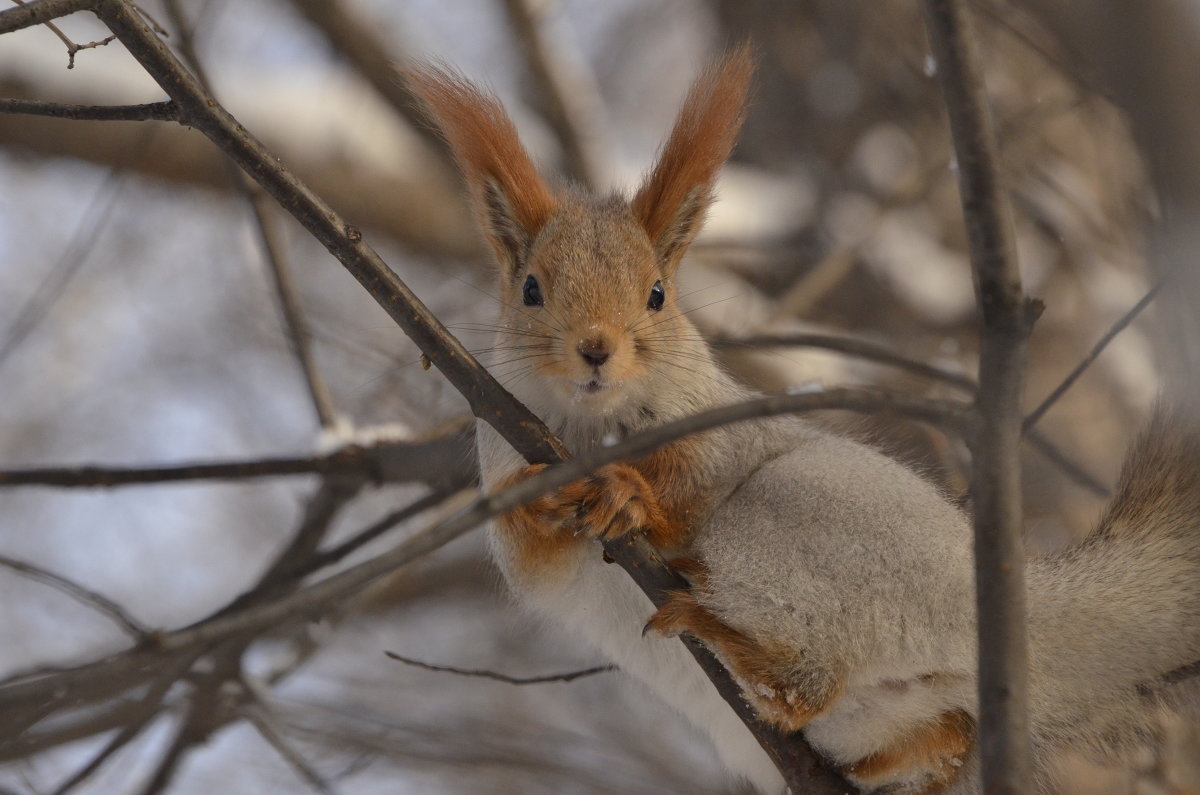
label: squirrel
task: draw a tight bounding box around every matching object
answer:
[405,47,1200,793]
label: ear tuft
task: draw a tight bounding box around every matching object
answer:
[404,62,557,275]
[632,44,755,274]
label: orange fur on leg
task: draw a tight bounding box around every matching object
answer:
[628,437,706,552]
[845,709,975,793]
[645,587,842,732]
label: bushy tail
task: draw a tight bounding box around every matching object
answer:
[1027,400,1200,756]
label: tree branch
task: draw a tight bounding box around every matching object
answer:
[0,0,93,35]
[710,332,1109,496]
[922,0,1035,790]
[1023,277,1165,431]
[710,332,976,391]
[0,427,475,490]
[0,554,149,639]
[243,695,335,795]
[384,652,613,685]
[0,98,178,121]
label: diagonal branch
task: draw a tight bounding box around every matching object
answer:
[922,0,1036,790]
[1023,277,1165,431]
[91,0,566,466]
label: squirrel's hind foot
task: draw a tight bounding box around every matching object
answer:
[645,587,841,732]
[843,709,974,794]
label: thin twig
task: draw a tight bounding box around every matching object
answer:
[922,0,1035,791]
[1025,429,1109,497]
[500,0,614,190]
[301,488,460,575]
[49,656,194,795]
[9,0,115,68]
[385,651,613,685]
[161,0,339,430]
[0,98,178,121]
[1023,277,1165,430]
[0,0,93,36]
[710,332,976,391]
[215,479,360,618]
[0,163,129,374]
[710,332,1110,496]
[0,554,149,639]
[243,698,334,795]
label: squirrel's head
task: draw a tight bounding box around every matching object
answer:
[406,47,753,414]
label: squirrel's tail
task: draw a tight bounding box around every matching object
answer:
[1026,400,1200,756]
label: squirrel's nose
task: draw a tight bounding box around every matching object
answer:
[577,338,611,368]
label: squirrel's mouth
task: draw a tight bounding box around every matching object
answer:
[580,379,606,395]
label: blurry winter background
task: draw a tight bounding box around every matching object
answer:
[0,0,1176,793]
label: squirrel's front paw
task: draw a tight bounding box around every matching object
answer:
[499,462,657,540]
[555,463,657,540]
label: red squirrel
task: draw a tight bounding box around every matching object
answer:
[406,47,1200,793]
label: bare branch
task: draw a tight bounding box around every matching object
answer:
[709,332,1109,496]
[217,480,360,618]
[49,663,183,795]
[1024,277,1165,431]
[302,488,462,575]
[500,0,615,189]
[0,98,178,120]
[1024,429,1109,497]
[710,332,976,391]
[922,0,1035,790]
[0,428,475,490]
[0,0,93,36]
[0,165,128,374]
[243,698,334,795]
[0,554,149,639]
[385,651,613,685]
[8,0,117,68]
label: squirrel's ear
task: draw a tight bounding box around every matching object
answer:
[405,63,557,278]
[632,45,754,276]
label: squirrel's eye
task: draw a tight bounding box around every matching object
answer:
[522,274,544,307]
[648,280,665,311]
